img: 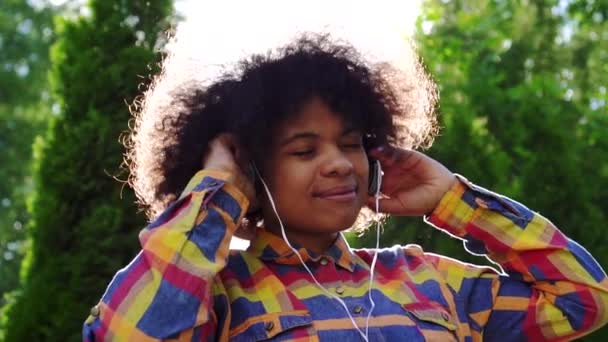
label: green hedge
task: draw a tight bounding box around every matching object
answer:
[2,1,172,340]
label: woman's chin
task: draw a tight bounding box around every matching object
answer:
[319,212,361,233]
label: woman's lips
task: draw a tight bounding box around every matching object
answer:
[321,191,357,201]
[314,186,357,202]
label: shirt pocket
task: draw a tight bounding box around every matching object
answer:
[229,310,316,342]
[403,301,458,341]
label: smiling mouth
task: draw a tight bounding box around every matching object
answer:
[314,186,358,202]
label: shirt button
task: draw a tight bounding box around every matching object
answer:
[353,305,363,314]
[90,305,100,317]
[335,286,345,295]
[319,258,329,266]
[264,321,275,332]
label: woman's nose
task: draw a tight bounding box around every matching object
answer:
[320,151,354,177]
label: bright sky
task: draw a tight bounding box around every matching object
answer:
[172,0,422,73]
[175,0,421,39]
[171,0,422,250]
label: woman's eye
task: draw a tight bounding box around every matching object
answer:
[343,143,363,149]
[291,150,314,156]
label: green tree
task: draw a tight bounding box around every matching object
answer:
[2,0,172,340]
[0,0,55,104]
[0,0,55,316]
[351,0,607,339]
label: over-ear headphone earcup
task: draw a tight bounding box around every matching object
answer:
[368,160,382,196]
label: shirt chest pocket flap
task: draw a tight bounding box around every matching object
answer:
[230,310,314,341]
[403,301,458,337]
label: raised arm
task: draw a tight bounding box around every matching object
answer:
[426,177,608,341]
[368,146,608,341]
[83,169,249,341]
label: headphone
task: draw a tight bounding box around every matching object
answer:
[368,159,382,195]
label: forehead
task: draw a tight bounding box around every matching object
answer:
[278,97,356,136]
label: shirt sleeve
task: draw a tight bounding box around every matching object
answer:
[82,169,249,341]
[425,175,608,341]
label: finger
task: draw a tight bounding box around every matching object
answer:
[366,194,428,216]
[366,197,407,215]
[217,133,238,155]
[221,133,253,169]
[385,149,423,174]
[204,134,240,170]
[209,134,232,155]
[368,146,399,167]
[220,134,252,170]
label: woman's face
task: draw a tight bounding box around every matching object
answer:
[260,97,369,247]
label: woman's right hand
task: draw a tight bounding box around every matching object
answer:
[203,134,257,209]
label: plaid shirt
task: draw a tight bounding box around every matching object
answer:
[83,170,608,341]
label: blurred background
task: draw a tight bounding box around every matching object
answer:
[0,0,606,340]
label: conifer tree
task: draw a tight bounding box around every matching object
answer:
[3,1,172,340]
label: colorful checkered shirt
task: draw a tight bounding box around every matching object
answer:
[83,170,608,341]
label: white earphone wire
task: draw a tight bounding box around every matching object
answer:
[252,162,383,342]
[364,160,382,337]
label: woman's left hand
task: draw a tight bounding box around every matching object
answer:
[367,146,457,216]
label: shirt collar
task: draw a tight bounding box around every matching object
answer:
[247,229,357,272]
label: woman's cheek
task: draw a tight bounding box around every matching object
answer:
[274,162,311,197]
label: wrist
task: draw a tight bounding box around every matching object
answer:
[202,167,257,209]
[442,174,458,198]
[424,174,472,235]
[428,173,458,215]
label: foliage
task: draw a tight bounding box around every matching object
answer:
[1,0,172,340]
[351,0,607,339]
[0,0,55,324]
[0,0,56,105]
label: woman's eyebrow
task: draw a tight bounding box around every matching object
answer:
[342,127,361,136]
[281,128,362,146]
[280,132,319,146]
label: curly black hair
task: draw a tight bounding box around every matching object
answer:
[126,32,438,228]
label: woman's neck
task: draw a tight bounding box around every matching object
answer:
[264,224,339,254]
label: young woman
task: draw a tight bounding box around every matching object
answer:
[83,33,608,341]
